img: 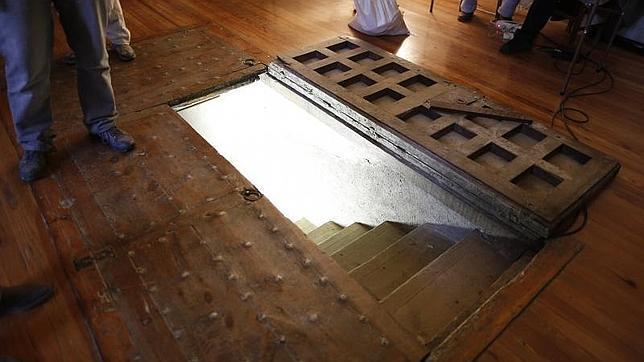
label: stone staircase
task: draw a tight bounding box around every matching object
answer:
[296,219,533,351]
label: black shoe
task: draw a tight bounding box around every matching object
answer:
[92,127,135,153]
[0,284,54,318]
[19,150,47,183]
[500,32,533,54]
[60,52,77,66]
[494,12,513,21]
[0,356,21,362]
[457,11,474,22]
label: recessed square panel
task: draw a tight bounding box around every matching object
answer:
[373,62,409,78]
[468,143,516,170]
[397,106,442,125]
[349,51,383,64]
[327,41,359,53]
[275,36,621,238]
[338,74,376,91]
[544,144,591,169]
[315,62,351,77]
[512,165,563,192]
[364,88,405,106]
[293,50,328,65]
[431,124,476,146]
[503,124,546,148]
[398,75,437,92]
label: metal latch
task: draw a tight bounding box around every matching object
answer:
[74,246,116,271]
[240,187,263,202]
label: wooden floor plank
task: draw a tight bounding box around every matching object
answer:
[0,121,98,361]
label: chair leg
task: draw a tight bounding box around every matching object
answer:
[430,0,435,13]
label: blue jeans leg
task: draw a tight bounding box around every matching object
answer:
[54,0,117,134]
[0,0,55,151]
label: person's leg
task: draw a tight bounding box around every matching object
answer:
[106,0,136,61]
[497,0,521,19]
[53,0,134,152]
[59,0,134,66]
[458,0,477,22]
[106,0,131,46]
[500,0,556,53]
[53,0,117,135]
[517,0,557,40]
[0,0,54,152]
[0,0,55,181]
[460,0,477,14]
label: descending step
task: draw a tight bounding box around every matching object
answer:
[295,218,317,234]
[381,233,511,346]
[426,250,535,350]
[332,222,413,272]
[319,223,372,254]
[307,221,343,244]
[349,224,454,300]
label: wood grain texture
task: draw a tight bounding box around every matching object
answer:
[274,36,620,239]
[0,120,99,361]
[318,223,372,254]
[382,234,511,346]
[50,27,264,137]
[308,221,344,244]
[332,221,413,271]
[94,191,410,361]
[349,224,454,300]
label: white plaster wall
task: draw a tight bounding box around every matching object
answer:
[179,75,516,237]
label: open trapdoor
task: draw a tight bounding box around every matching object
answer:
[25,29,618,362]
[269,36,619,239]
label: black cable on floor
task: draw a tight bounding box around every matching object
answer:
[550,207,589,239]
[536,32,615,238]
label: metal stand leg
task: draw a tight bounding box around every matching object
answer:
[560,0,600,95]
[430,0,435,13]
[601,0,629,67]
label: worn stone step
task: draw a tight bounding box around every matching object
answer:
[318,223,372,254]
[332,222,413,272]
[381,233,511,346]
[307,221,343,244]
[349,224,454,300]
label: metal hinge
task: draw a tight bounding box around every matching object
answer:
[74,246,116,271]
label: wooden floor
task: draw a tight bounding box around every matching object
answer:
[1,0,642,360]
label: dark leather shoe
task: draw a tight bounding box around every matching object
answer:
[0,356,21,362]
[0,284,54,317]
[500,32,534,54]
[93,126,135,153]
[19,150,47,183]
[112,44,136,62]
[60,51,77,66]
[494,12,513,21]
[457,11,474,22]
